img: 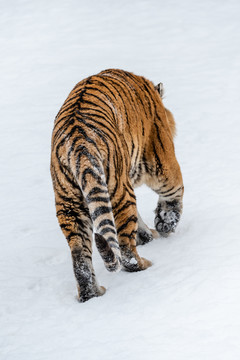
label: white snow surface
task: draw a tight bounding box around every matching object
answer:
[1,0,240,359]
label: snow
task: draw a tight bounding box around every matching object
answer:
[1,0,240,359]
[129,257,138,265]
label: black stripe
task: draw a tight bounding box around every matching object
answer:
[78,107,114,128]
[100,227,117,236]
[75,112,119,145]
[75,146,103,178]
[80,100,113,122]
[53,160,79,191]
[60,224,89,239]
[112,191,126,211]
[112,198,136,216]
[142,148,149,174]
[117,215,138,234]
[53,117,75,143]
[66,231,84,242]
[86,196,110,204]
[81,168,104,191]
[152,143,162,174]
[52,168,69,195]
[97,219,115,229]
[162,187,182,198]
[119,230,138,239]
[88,79,118,102]
[135,163,143,184]
[83,91,116,121]
[88,187,108,197]
[91,206,112,221]
[153,122,165,152]
[160,186,174,195]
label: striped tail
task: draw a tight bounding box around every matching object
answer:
[76,156,122,273]
[95,233,121,272]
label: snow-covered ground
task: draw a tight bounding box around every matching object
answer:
[1,0,240,359]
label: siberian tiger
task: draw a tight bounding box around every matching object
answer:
[50,69,184,302]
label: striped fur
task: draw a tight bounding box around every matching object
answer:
[51,69,184,302]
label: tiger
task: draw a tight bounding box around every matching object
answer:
[50,69,184,302]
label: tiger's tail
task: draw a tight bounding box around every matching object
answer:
[95,233,121,272]
[76,156,122,273]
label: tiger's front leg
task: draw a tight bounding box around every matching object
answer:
[151,165,184,237]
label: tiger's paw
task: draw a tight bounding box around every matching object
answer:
[138,257,152,270]
[137,228,153,245]
[78,285,106,303]
[154,200,181,237]
[98,286,107,295]
[122,256,152,272]
[120,245,152,272]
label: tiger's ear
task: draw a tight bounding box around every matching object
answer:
[155,82,164,98]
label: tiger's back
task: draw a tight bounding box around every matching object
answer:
[51,69,183,302]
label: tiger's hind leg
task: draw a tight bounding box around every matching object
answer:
[54,191,105,302]
[112,183,152,272]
